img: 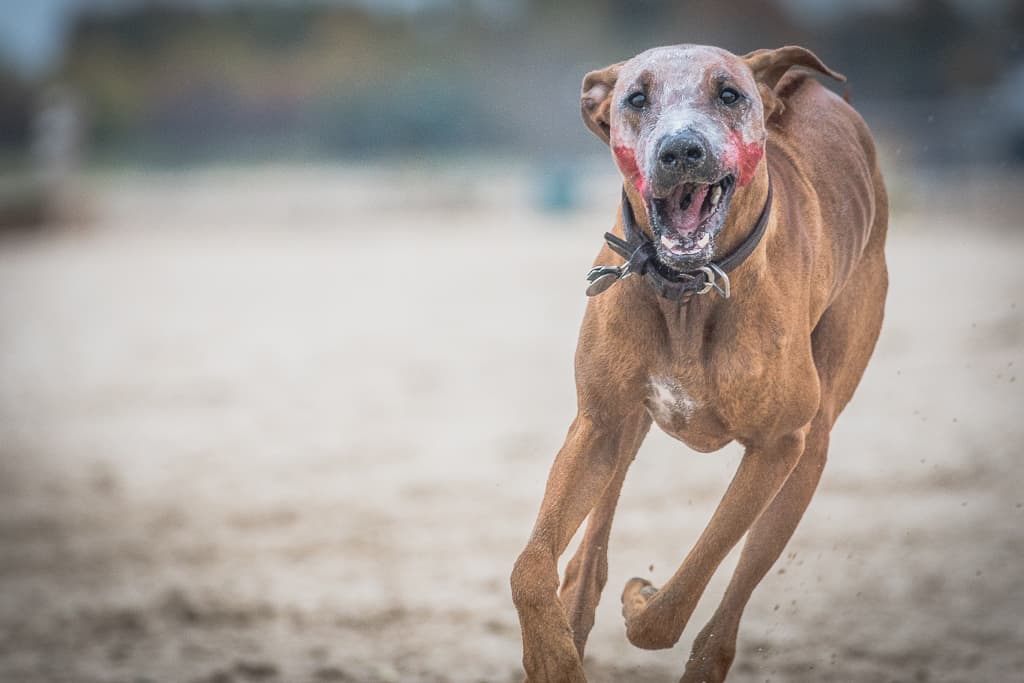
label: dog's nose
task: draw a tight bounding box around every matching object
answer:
[656,131,708,172]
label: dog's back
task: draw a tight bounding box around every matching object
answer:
[768,72,887,310]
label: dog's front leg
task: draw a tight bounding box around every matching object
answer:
[680,418,830,683]
[621,429,808,651]
[560,412,650,659]
[512,410,647,683]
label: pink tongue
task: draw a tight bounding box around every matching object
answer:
[675,184,709,234]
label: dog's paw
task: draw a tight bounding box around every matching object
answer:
[621,577,658,620]
[521,626,588,683]
[521,651,588,683]
[621,577,680,649]
[679,652,733,683]
[679,625,736,683]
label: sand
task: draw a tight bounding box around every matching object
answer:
[0,166,1022,683]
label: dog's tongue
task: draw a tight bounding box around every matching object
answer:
[675,184,709,234]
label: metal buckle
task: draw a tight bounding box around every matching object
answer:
[585,262,632,297]
[695,263,730,299]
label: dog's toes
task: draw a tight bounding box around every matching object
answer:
[621,577,657,620]
[680,644,735,683]
[621,577,681,649]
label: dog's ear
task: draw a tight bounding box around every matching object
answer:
[743,45,845,89]
[581,62,623,145]
[743,46,845,120]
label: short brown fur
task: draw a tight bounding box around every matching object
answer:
[511,44,888,682]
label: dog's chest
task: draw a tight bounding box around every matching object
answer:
[646,377,697,424]
[644,374,733,452]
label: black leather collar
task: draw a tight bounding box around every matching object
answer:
[586,176,773,302]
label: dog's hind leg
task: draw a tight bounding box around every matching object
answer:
[620,429,808,651]
[513,410,649,682]
[559,416,648,658]
[678,417,830,683]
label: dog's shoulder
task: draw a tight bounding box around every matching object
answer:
[774,71,817,102]
[774,71,847,120]
[772,71,877,166]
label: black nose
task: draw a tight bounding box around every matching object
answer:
[657,131,707,171]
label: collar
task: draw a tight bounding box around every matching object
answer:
[585,175,773,302]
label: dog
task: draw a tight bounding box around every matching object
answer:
[510,44,888,682]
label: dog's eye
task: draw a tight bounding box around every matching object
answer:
[719,87,741,106]
[626,92,647,109]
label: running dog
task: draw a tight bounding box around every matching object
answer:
[511,44,888,682]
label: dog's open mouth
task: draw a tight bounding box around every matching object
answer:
[650,175,735,266]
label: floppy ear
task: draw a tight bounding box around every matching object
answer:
[742,46,845,120]
[581,62,623,145]
[742,45,845,90]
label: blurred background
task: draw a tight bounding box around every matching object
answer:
[2,0,1024,180]
[1,2,1022,682]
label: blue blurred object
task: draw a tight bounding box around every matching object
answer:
[536,162,578,213]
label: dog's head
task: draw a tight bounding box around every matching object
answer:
[582,44,842,271]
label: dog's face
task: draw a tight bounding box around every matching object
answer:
[582,44,841,271]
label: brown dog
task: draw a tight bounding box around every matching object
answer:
[511,44,888,682]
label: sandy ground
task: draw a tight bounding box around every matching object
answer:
[0,167,1022,683]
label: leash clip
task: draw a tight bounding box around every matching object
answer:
[585,262,631,297]
[695,263,730,299]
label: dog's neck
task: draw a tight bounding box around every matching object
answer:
[638,164,774,339]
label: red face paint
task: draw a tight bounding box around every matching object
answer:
[728,131,764,187]
[613,145,646,196]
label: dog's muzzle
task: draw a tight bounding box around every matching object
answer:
[585,177,773,302]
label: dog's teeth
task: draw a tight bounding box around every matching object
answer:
[697,232,710,248]
[709,185,722,207]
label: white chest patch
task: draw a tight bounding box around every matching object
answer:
[647,377,697,423]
